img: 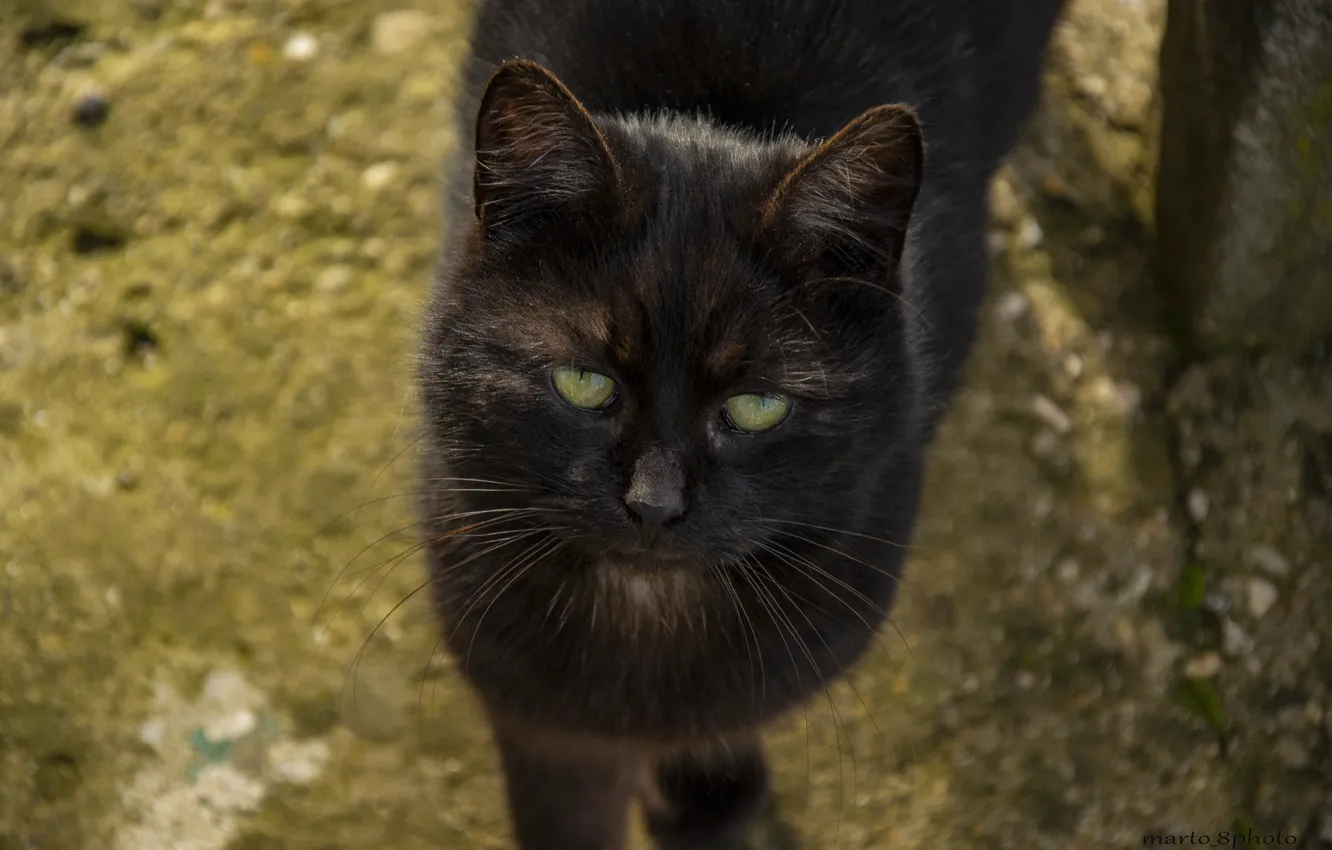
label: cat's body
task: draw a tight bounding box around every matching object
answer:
[419,1,1064,847]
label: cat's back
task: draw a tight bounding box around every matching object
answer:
[463,0,1064,158]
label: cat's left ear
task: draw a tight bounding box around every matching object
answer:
[472,60,622,239]
[762,105,924,278]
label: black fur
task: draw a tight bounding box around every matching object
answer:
[418,1,1065,847]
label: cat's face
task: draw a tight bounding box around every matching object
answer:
[419,61,927,730]
[427,204,909,570]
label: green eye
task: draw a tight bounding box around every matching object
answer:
[551,366,617,410]
[722,392,791,433]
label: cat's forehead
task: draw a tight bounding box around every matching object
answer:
[616,235,769,369]
[492,118,813,373]
[476,232,782,398]
[540,233,780,377]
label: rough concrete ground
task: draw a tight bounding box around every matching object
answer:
[0,0,1328,848]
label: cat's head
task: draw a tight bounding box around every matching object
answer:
[421,59,927,584]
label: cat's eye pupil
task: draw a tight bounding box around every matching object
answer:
[722,392,791,433]
[551,366,617,410]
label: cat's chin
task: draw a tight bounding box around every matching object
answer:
[594,555,701,617]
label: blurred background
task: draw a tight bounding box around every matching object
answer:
[1,1,1328,848]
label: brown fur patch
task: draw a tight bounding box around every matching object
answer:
[489,294,616,364]
[703,333,750,378]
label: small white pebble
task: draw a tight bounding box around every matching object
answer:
[1221,618,1254,656]
[1078,74,1108,99]
[1089,375,1119,406]
[994,290,1029,322]
[194,763,265,812]
[138,718,167,751]
[1030,428,1060,459]
[1248,544,1290,576]
[1031,394,1072,434]
[1186,489,1209,523]
[272,193,310,219]
[1246,577,1278,619]
[83,475,115,498]
[372,10,435,56]
[360,237,389,260]
[204,708,257,742]
[1115,381,1143,416]
[1184,652,1222,679]
[1071,579,1101,610]
[315,265,354,294]
[267,738,330,785]
[201,667,263,710]
[1018,217,1044,249]
[1063,353,1084,379]
[1055,558,1080,584]
[361,161,400,192]
[1015,670,1036,690]
[1115,567,1153,606]
[283,32,319,61]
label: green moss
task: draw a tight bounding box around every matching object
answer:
[1177,677,1225,733]
[1230,813,1257,838]
[1178,563,1207,611]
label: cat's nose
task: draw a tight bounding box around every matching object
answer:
[625,492,686,529]
[624,447,688,536]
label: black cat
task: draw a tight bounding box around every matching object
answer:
[418,1,1065,847]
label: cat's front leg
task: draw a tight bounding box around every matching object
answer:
[487,712,640,850]
[643,737,771,850]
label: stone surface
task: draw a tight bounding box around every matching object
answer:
[0,1,1328,849]
[1156,0,1332,354]
[372,10,437,56]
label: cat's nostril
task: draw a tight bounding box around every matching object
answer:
[625,494,686,528]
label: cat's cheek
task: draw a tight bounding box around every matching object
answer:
[566,455,602,488]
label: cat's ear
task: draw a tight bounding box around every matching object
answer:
[472,60,621,239]
[762,105,924,277]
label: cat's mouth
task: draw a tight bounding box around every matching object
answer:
[598,543,696,572]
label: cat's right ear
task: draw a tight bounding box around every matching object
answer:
[472,60,621,240]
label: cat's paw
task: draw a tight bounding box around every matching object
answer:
[644,749,770,850]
